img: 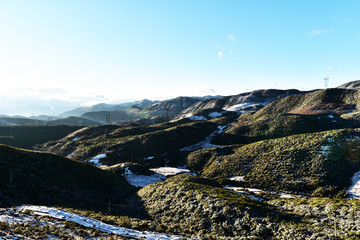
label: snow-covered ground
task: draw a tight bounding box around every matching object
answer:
[180,125,231,151]
[228,174,299,199]
[150,167,191,176]
[88,153,107,166]
[336,135,360,199]
[0,209,34,225]
[124,167,166,187]
[225,186,264,201]
[225,186,298,200]
[229,176,245,182]
[348,170,360,199]
[208,112,223,118]
[320,138,337,156]
[173,100,269,122]
[321,145,330,155]
[188,115,207,121]
[222,102,267,113]
[124,167,193,187]
[173,113,208,122]
[175,110,226,122]
[0,205,191,240]
[0,231,31,240]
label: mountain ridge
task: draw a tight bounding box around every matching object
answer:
[3,80,360,239]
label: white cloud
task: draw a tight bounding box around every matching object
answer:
[327,66,332,70]
[308,29,329,37]
[229,49,233,53]
[218,51,224,58]
[81,99,110,107]
[200,88,216,95]
[7,87,71,100]
[227,34,236,41]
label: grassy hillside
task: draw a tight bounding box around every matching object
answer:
[81,110,138,124]
[0,116,101,126]
[251,88,360,119]
[39,121,218,166]
[0,125,82,149]
[47,116,101,126]
[140,97,201,119]
[212,113,360,145]
[188,129,360,195]
[138,174,283,239]
[0,145,139,216]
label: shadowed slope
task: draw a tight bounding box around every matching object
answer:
[0,145,140,216]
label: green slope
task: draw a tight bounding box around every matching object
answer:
[250,88,360,119]
[189,129,360,195]
[0,125,82,149]
[0,144,139,216]
[138,174,283,239]
[212,113,360,145]
[40,121,218,166]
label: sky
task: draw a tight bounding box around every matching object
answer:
[1,0,360,116]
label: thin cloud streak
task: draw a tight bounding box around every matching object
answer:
[227,34,236,41]
[308,29,329,37]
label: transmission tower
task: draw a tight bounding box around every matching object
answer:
[105,114,111,124]
[324,77,329,88]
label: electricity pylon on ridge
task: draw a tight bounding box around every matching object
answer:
[324,77,329,88]
[105,114,111,124]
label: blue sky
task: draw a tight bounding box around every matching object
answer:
[0,0,360,115]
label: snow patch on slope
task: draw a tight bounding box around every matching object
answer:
[172,113,208,122]
[88,153,106,166]
[188,115,207,121]
[14,205,189,240]
[208,112,223,118]
[320,138,337,156]
[124,167,193,187]
[124,167,166,187]
[226,186,297,200]
[348,170,360,199]
[222,102,268,113]
[180,125,230,151]
[0,210,34,224]
[229,176,245,182]
[321,145,330,155]
[150,167,191,176]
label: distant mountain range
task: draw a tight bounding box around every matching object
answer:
[62,91,304,126]
[0,116,101,126]
[2,81,360,127]
[60,99,157,117]
[4,80,360,239]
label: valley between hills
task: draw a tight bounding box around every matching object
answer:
[2,81,360,239]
